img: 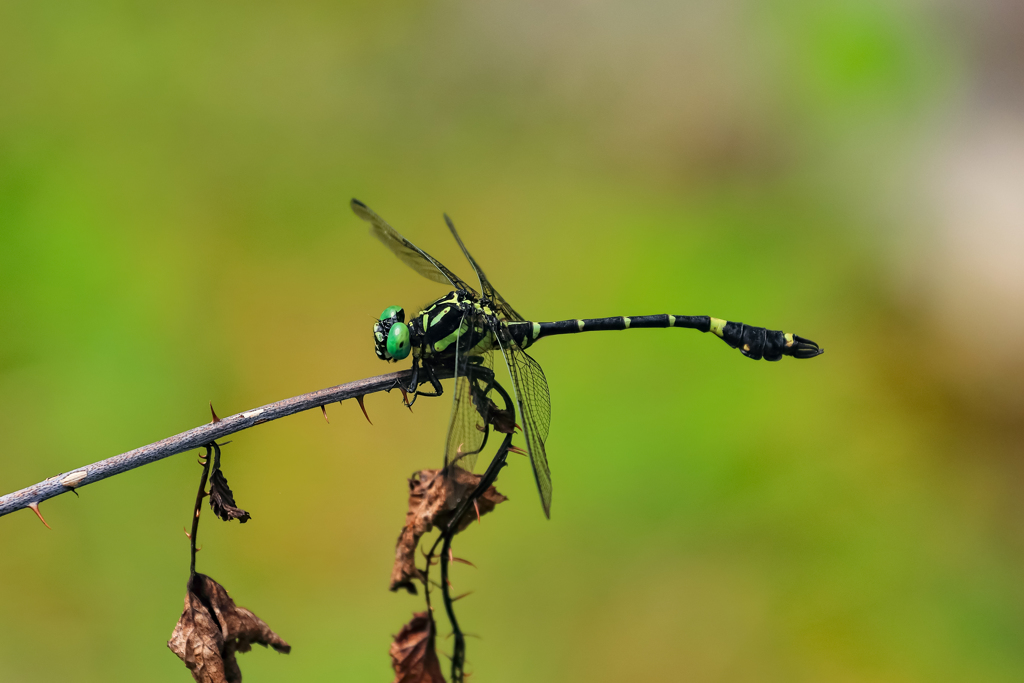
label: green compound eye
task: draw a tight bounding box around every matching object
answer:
[386,322,411,360]
[379,305,405,323]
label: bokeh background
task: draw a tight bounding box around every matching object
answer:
[2,1,1023,681]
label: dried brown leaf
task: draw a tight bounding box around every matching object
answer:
[209,468,251,523]
[390,611,445,683]
[390,469,506,594]
[483,398,516,434]
[434,470,507,535]
[168,573,290,683]
[168,585,224,682]
[470,388,515,435]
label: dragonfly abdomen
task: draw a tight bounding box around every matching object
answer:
[531,314,822,361]
[536,314,709,335]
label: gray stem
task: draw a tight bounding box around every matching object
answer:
[0,366,453,519]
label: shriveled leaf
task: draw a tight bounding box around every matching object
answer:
[440,479,507,535]
[483,398,516,434]
[390,469,506,594]
[168,585,226,682]
[390,470,446,594]
[209,468,251,523]
[469,387,515,435]
[168,573,290,683]
[390,611,445,683]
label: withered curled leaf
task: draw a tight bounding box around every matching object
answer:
[435,469,507,535]
[390,611,445,683]
[469,387,515,435]
[209,468,251,523]
[168,573,290,683]
[390,469,507,594]
[483,398,516,434]
[169,582,223,682]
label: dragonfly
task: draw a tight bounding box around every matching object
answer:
[351,199,823,518]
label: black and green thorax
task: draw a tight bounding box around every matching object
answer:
[373,290,536,364]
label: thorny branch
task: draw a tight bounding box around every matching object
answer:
[5,359,514,683]
[0,366,454,521]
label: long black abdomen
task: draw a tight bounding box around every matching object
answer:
[532,314,822,361]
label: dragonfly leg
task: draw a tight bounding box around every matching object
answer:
[465,371,493,457]
[421,362,445,397]
[466,356,497,396]
[407,360,444,407]
[398,358,426,408]
[403,387,419,408]
[403,359,420,398]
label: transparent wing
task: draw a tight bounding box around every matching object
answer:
[443,214,525,322]
[443,350,494,475]
[441,213,550,514]
[502,341,552,517]
[351,199,478,294]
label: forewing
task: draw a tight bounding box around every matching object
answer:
[440,213,548,511]
[486,286,526,324]
[351,199,477,294]
[443,214,525,322]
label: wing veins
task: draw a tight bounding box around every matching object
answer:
[441,212,551,516]
[351,199,477,294]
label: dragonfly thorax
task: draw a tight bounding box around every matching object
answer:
[401,290,509,361]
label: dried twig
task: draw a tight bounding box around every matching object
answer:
[190,445,213,577]
[0,367,454,520]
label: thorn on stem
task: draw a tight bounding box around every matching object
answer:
[320,404,330,424]
[452,557,476,568]
[474,499,481,524]
[210,402,220,423]
[27,502,51,530]
[356,395,372,425]
[508,445,527,456]
[184,527,192,539]
[443,631,480,641]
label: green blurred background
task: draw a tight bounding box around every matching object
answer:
[2,1,1023,681]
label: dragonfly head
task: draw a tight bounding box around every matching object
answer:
[374,306,411,362]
